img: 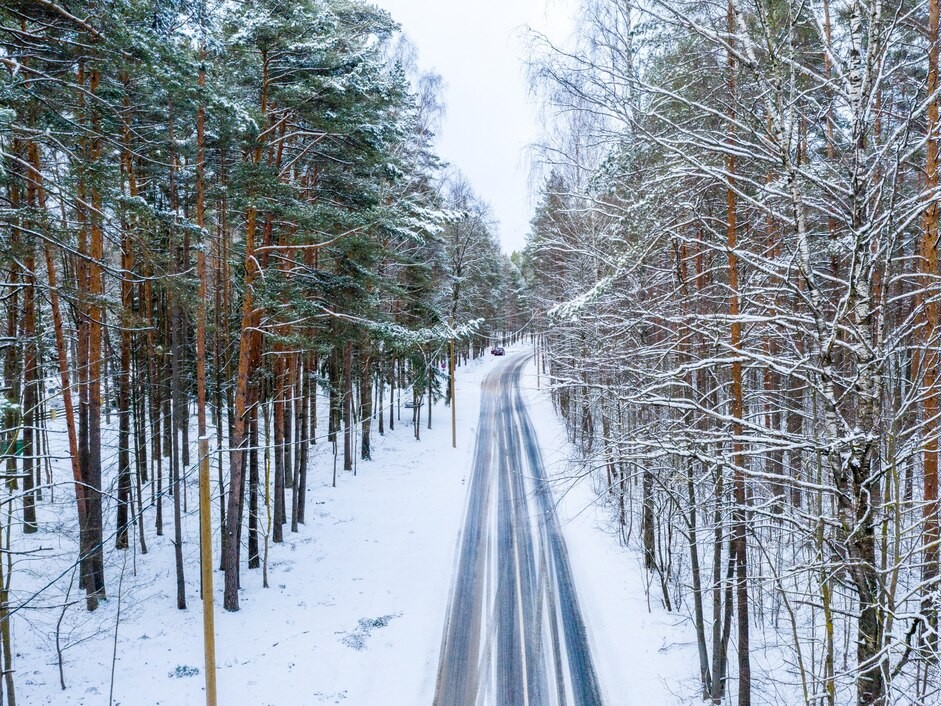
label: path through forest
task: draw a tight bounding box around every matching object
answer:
[434,354,604,706]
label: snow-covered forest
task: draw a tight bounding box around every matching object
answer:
[0,1,528,703]
[523,0,941,704]
[3,0,941,705]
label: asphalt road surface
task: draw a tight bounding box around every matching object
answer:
[433,354,604,706]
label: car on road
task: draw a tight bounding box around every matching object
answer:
[491,346,505,356]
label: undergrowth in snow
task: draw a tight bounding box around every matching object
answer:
[17,355,494,705]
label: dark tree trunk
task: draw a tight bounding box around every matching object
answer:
[273,363,285,544]
[361,354,372,460]
[642,468,656,570]
[294,356,309,528]
[248,405,259,568]
[21,251,38,533]
[343,342,353,471]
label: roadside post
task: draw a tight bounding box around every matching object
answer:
[198,435,217,706]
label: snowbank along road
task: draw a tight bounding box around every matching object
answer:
[434,353,604,706]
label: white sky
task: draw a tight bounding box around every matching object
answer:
[372,0,576,254]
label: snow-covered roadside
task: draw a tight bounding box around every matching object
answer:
[21,352,498,706]
[518,351,699,706]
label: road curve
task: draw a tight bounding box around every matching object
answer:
[433,353,604,706]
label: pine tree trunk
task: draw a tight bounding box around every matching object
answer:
[725,7,750,701]
[388,358,395,432]
[343,342,353,471]
[273,361,285,543]
[168,99,186,611]
[223,50,270,611]
[921,0,940,640]
[116,82,136,550]
[248,406,260,567]
[296,356,309,525]
[82,61,106,603]
[361,354,372,460]
[21,246,37,534]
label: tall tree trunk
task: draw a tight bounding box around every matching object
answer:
[83,61,106,602]
[21,244,37,534]
[726,7,750,702]
[168,99,186,611]
[214,153,229,566]
[33,161,90,592]
[273,359,285,543]
[921,0,941,640]
[223,50,270,611]
[116,80,137,550]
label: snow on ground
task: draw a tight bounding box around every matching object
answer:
[518,353,700,706]
[19,353,494,706]
[16,344,695,706]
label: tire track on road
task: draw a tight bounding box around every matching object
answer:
[433,354,603,706]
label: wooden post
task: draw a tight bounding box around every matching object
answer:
[450,339,456,449]
[198,436,217,706]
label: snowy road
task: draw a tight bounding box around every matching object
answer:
[433,354,604,706]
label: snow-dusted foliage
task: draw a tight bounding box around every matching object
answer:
[526,0,941,704]
[0,0,524,701]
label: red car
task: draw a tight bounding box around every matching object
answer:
[491,346,505,356]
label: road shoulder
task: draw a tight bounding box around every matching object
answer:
[518,351,699,706]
